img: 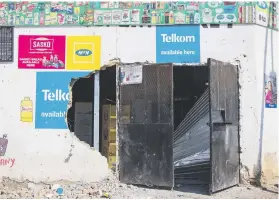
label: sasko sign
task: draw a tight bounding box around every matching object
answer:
[18,35,66,69]
[35,71,89,129]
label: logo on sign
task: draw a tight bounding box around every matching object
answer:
[35,72,89,129]
[161,34,195,43]
[30,37,54,51]
[156,25,200,63]
[42,89,70,101]
[257,2,267,9]
[75,49,92,56]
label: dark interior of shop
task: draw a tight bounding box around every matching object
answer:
[173,65,211,185]
[173,65,209,130]
[99,66,117,152]
[67,74,95,146]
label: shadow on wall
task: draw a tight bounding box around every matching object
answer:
[66,73,95,147]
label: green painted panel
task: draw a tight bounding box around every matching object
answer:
[0,1,277,30]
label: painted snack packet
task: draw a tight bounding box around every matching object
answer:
[0,134,8,156]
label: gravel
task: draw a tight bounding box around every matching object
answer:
[0,171,277,199]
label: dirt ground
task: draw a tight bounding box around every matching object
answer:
[0,172,278,199]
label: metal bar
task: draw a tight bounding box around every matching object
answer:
[93,72,100,151]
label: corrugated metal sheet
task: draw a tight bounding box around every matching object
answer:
[173,88,210,163]
[173,88,211,185]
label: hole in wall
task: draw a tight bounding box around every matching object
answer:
[66,73,95,147]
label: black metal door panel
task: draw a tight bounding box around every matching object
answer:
[117,64,174,188]
[208,58,240,193]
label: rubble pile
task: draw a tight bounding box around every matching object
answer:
[0,171,129,199]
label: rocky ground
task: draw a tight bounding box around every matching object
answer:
[0,172,278,199]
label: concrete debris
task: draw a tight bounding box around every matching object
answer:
[0,172,277,199]
[27,183,35,190]
[51,184,60,191]
[45,193,53,198]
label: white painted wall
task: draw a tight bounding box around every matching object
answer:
[0,25,277,185]
[254,26,278,185]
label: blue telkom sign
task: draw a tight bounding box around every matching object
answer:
[156,25,200,63]
[35,71,89,129]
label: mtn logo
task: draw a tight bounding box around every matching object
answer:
[75,49,92,56]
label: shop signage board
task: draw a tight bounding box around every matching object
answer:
[156,25,200,63]
[120,65,143,85]
[0,2,278,30]
[18,35,66,69]
[35,71,89,129]
[255,1,278,29]
[66,36,101,71]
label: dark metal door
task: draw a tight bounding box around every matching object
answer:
[117,63,174,188]
[208,58,240,193]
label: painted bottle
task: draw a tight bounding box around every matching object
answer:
[34,12,39,25]
[20,97,33,122]
[156,12,161,24]
[74,7,80,15]
[186,15,190,24]
[190,13,194,24]
[20,16,24,25]
[194,13,200,24]
[151,11,156,24]
[15,15,20,25]
[45,3,50,15]
[39,12,44,25]
[169,11,174,24]
[164,12,169,24]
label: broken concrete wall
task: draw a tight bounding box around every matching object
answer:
[0,25,277,185]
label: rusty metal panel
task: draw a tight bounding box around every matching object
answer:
[117,63,174,188]
[208,58,240,193]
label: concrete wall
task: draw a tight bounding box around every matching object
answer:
[0,25,277,184]
[254,26,278,186]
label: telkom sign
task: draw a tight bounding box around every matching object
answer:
[156,25,200,63]
[35,72,89,129]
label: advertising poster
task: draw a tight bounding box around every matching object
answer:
[255,1,269,27]
[255,1,278,30]
[120,65,143,85]
[18,35,66,69]
[265,71,277,108]
[35,71,89,129]
[66,36,101,71]
[156,25,200,63]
